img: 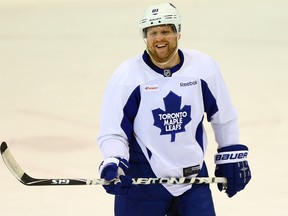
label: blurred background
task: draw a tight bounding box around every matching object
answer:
[0,0,287,215]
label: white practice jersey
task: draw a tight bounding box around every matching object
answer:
[97,49,239,196]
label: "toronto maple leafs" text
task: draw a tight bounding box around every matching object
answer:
[158,111,188,131]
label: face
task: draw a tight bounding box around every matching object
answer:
[145,25,179,63]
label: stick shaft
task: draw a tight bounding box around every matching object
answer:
[1,142,227,186]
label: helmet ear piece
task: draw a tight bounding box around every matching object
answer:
[142,28,148,38]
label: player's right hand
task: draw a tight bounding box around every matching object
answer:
[99,157,132,195]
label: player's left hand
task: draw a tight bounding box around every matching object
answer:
[214,144,251,198]
[99,157,132,195]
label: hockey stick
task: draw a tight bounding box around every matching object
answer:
[1,141,227,186]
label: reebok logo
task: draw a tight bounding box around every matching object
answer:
[180,81,197,87]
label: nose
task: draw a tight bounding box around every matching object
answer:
[154,33,165,41]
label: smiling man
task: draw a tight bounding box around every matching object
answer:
[97,3,251,216]
[145,24,180,67]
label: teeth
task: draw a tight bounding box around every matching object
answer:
[157,44,166,48]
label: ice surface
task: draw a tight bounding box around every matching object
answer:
[1,0,288,215]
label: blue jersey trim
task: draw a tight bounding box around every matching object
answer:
[121,86,141,143]
[200,79,219,121]
[120,86,148,163]
[195,116,205,152]
[142,49,184,76]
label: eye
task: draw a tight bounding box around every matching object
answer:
[152,32,158,36]
[148,31,157,37]
[162,30,171,35]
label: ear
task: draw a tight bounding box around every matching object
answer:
[178,33,181,40]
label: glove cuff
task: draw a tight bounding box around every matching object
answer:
[215,144,248,165]
[99,157,130,176]
[99,157,120,175]
[215,150,248,164]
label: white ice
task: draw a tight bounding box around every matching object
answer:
[0,0,287,215]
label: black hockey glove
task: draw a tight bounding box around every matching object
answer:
[99,157,132,195]
[214,144,251,197]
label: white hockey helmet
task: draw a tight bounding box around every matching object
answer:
[139,2,181,38]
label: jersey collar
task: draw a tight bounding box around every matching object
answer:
[142,49,184,77]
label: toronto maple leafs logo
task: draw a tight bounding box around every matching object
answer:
[152,91,191,142]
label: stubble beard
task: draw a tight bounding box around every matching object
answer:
[152,43,176,60]
[147,43,178,66]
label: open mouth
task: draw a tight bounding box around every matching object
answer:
[156,43,167,49]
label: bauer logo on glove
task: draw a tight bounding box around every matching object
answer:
[214,144,251,198]
[215,151,248,164]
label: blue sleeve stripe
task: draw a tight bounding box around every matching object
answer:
[200,79,219,121]
[120,86,141,142]
[195,116,205,152]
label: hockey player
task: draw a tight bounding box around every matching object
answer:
[97,2,251,216]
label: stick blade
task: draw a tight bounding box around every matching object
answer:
[0,142,91,186]
[1,141,8,154]
[1,141,27,184]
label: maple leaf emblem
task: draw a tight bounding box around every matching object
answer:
[152,91,192,142]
